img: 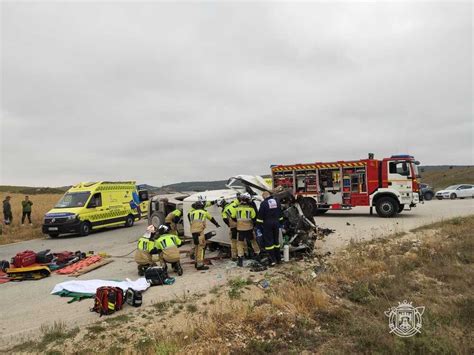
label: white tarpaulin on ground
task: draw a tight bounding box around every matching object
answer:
[51,278,150,295]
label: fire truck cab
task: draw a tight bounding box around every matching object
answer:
[271,154,421,217]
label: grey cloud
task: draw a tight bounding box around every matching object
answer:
[1,1,472,187]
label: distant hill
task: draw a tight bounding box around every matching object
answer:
[160,180,229,193]
[419,165,474,190]
[1,165,471,195]
[0,185,68,195]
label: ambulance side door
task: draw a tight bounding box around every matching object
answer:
[85,192,106,226]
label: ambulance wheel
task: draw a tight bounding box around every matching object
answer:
[125,214,135,227]
[48,233,59,238]
[79,221,91,236]
[375,197,398,218]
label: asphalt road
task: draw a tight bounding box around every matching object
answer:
[0,199,472,346]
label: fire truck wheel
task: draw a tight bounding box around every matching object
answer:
[375,197,398,218]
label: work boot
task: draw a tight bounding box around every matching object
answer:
[137,266,145,276]
[274,250,282,264]
[237,257,243,267]
[196,265,209,271]
[268,255,276,267]
[174,263,183,276]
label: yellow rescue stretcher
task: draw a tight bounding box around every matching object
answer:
[7,265,51,281]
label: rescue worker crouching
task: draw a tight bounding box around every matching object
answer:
[165,207,183,235]
[155,224,184,276]
[217,198,239,261]
[234,193,260,267]
[257,191,283,266]
[134,225,160,276]
[188,199,220,270]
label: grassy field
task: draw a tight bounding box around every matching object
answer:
[0,192,63,245]
[420,166,474,191]
[8,215,473,354]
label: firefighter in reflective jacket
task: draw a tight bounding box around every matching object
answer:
[155,224,184,276]
[234,193,260,267]
[217,198,239,261]
[256,191,283,266]
[165,208,182,235]
[187,200,220,270]
[134,225,160,275]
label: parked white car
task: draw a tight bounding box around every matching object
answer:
[435,184,474,200]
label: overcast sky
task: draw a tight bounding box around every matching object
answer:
[1,1,472,187]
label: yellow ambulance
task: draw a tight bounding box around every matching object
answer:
[42,181,149,237]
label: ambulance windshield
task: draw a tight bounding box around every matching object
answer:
[55,192,91,208]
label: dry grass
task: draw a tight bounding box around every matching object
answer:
[420,166,474,190]
[8,215,473,354]
[0,192,62,244]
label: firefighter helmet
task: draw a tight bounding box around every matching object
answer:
[157,224,169,236]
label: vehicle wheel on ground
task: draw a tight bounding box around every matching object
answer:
[423,192,433,201]
[436,196,443,200]
[79,221,91,236]
[299,197,318,219]
[398,204,405,213]
[450,193,457,200]
[48,233,59,238]
[150,211,165,228]
[375,196,398,218]
[125,214,135,227]
[314,207,329,215]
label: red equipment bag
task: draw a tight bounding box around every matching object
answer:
[91,286,124,316]
[53,251,74,264]
[12,250,37,268]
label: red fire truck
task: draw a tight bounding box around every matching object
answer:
[271,154,421,217]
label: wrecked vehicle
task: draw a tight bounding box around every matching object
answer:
[147,193,190,236]
[147,175,325,254]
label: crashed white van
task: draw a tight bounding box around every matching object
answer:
[148,175,319,251]
[182,175,271,245]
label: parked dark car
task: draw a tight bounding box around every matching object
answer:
[420,183,434,201]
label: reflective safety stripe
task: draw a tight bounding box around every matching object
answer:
[108,302,115,310]
[156,234,182,250]
[256,218,264,223]
[189,209,209,222]
[235,207,255,221]
[265,244,280,251]
[137,238,154,252]
[222,204,237,219]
